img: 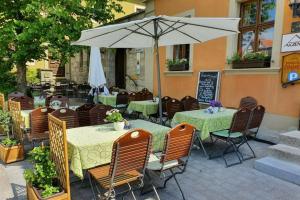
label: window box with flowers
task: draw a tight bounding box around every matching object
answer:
[227,52,271,69]
[166,58,189,71]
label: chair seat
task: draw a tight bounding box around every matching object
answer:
[211,130,243,138]
[88,165,142,189]
[147,153,179,171]
[28,131,49,141]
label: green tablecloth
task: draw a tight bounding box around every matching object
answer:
[172,109,236,140]
[127,100,158,117]
[67,119,170,178]
[20,110,32,129]
[98,95,117,107]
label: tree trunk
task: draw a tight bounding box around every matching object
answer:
[16,63,27,93]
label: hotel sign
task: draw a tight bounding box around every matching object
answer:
[281,53,300,84]
[281,33,300,53]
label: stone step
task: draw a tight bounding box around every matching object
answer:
[255,157,300,186]
[269,144,300,165]
[280,131,300,148]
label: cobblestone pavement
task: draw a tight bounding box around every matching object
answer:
[1,140,300,200]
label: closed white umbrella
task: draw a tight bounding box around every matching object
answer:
[73,15,240,123]
[88,47,109,101]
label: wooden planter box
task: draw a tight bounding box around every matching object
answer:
[0,143,24,164]
[27,184,68,200]
[168,64,189,71]
[232,60,271,69]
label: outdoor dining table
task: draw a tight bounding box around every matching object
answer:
[67,119,170,179]
[127,100,158,117]
[98,94,117,107]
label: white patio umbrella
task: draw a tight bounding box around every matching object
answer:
[73,15,240,124]
[88,46,109,102]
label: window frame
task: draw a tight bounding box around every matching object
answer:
[238,0,275,54]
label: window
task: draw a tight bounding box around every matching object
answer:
[173,44,190,61]
[239,0,276,56]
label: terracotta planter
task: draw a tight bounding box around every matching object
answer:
[27,184,68,200]
[168,64,189,71]
[0,143,24,164]
[232,60,270,69]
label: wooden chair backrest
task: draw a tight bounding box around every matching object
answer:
[13,96,34,110]
[248,105,265,130]
[8,91,24,99]
[48,114,70,200]
[181,96,199,111]
[128,92,137,102]
[76,104,95,127]
[162,96,171,113]
[229,108,252,133]
[0,93,5,111]
[116,92,128,105]
[166,98,183,119]
[9,100,23,142]
[30,107,55,136]
[51,108,79,129]
[89,104,112,125]
[109,129,152,177]
[136,91,144,101]
[142,92,153,101]
[239,96,257,110]
[109,86,119,93]
[161,123,195,163]
[49,95,69,108]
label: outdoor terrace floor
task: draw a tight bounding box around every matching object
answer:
[1,140,300,200]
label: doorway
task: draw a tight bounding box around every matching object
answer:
[115,49,126,89]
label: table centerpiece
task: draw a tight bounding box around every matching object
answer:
[105,109,125,131]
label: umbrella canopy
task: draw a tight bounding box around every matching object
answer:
[73,15,240,123]
[88,46,106,88]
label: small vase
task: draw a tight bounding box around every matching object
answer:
[213,107,219,113]
[114,122,125,131]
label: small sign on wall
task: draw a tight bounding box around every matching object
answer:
[281,33,300,53]
[281,53,300,84]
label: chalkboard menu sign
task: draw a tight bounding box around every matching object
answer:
[196,71,221,104]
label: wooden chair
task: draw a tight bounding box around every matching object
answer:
[51,108,79,129]
[146,123,196,200]
[239,96,257,110]
[76,104,95,127]
[181,96,199,111]
[116,91,128,109]
[128,92,137,102]
[166,98,183,121]
[12,96,34,110]
[8,91,24,99]
[49,95,69,109]
[88,129,152,200]
[9,100,23,141]
[89,104,112,125]
[246,105,265,138]
[29,107,55,146]
[143,91,154,101]
[48,114,71,200]
[150,96,171,123]
[109,86,119,93]
[0,93,5,111]
[210,108,252,167]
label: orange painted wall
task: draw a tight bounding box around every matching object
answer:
[153,0,300,118]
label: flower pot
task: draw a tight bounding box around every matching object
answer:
[0,143,24,164]
[114,121,125,131]
[168,64,189,71]
[232,60,270,69]
[26,184,68,200]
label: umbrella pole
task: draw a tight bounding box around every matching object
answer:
[154,21,163,125]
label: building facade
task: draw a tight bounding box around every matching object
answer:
[153,0,299,142]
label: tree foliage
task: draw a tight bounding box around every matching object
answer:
[0,0,123,91]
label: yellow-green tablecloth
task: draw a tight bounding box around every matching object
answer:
[20,110,32,129]
[171,109,236,140]
[98,95,117,107]
[127,100,158,117]
[67,119,170,178]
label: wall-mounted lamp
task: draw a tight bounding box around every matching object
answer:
[290,0,300,17]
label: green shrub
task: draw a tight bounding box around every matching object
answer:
[0,137,17,147]
[24,146,60,198]
[0,110,11,135]
[27,68,40,85]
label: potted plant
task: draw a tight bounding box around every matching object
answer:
[0,110,24,163]
[106,109,125,131]
[207,100,223,114]
[227,52,271,69]
[166,58,189,71]
[24,146,67,200]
